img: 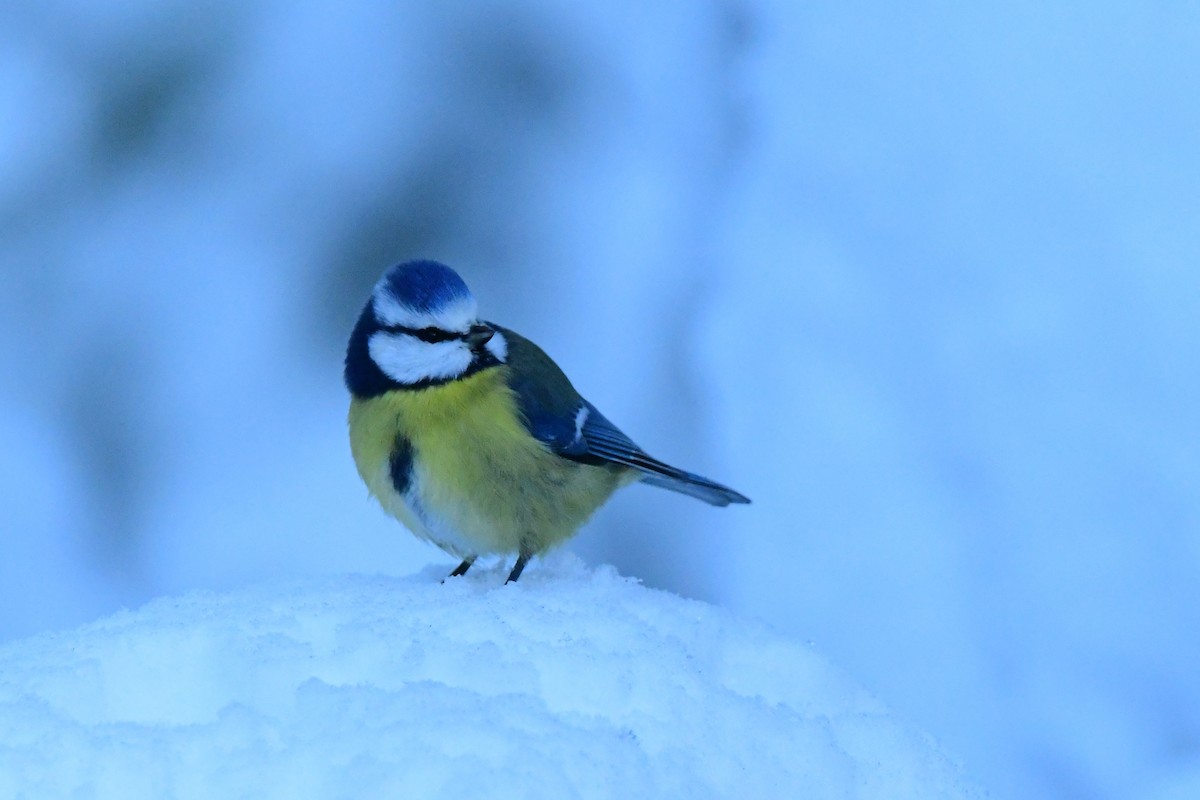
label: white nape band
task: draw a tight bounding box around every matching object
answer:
[373,285,478,333]
[485,330,508,363]
[369,332,473,384]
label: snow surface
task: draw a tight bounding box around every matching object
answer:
[0,556,979,799]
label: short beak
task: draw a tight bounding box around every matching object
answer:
[467,323,495,348]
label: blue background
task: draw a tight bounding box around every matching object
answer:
[2,3,1198,798]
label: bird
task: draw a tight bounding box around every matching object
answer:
[344,260,749,584]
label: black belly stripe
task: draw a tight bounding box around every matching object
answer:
[389,436,414,496]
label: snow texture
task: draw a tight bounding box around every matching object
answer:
[0,557,979,800]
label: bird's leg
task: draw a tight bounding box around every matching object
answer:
[505,551,532,584]
[445,556,476,580]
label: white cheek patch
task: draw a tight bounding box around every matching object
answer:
[485,330,508,363]
[373,285,478,333]
[369,332,473,385]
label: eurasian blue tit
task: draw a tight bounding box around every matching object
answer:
[344,260,749,583]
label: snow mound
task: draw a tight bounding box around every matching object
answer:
[0,557,981,799]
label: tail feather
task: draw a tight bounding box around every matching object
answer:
[563,400,750,506]
[639,469,751,507]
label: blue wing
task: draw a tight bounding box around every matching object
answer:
[572,402,749,506]
[499,326,749,507]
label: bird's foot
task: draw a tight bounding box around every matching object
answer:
[505,552,531,584]
[442,556,477,583]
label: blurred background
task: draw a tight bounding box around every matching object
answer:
[2,1,1198,798]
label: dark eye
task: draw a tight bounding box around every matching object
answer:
[381,323,461,343]
[414,327,457,343]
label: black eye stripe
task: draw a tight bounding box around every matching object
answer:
[382,325,461,343]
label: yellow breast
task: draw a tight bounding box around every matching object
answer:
[348,368,628,557]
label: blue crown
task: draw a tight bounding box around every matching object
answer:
[381,260,473,312]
